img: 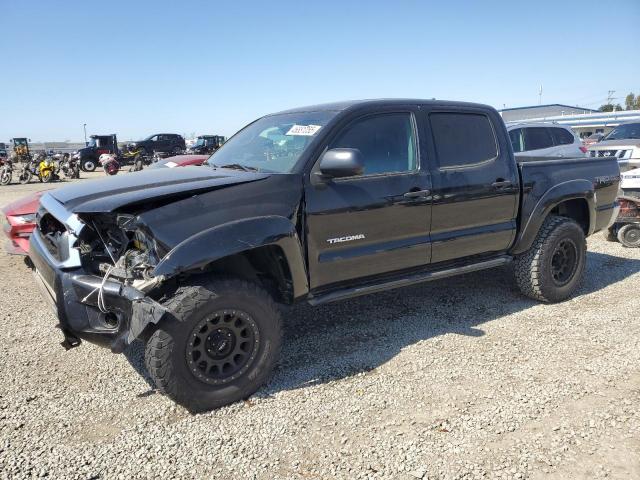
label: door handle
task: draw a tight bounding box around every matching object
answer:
[403,189,431,199]
[491,180,512,188]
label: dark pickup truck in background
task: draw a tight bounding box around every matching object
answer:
[28,99,620,412]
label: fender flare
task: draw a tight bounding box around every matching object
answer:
[511,179,595,255]
[153,215,309,299]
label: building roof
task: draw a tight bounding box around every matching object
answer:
[499,103,598,113]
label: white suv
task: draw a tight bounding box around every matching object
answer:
[507,123,586,158]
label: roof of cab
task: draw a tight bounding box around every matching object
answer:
[271,98,494,115]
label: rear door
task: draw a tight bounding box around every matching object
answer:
[423,108,519,263]
[304,109,432,290]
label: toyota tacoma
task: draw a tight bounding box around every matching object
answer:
[29,99,620,412]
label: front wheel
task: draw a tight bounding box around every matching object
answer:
[617,224,640,248]
[0,170,11,185]
[514,215,586,303]
[144,279,282,413]
[41,170,53,183]
[82,159,96,172]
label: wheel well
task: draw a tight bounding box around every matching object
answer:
[188,246,294,304]
[551,198,590,234]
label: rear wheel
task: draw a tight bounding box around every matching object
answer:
[515,215,586,303]
[18,170,32,184]
[617,224,640,248]
[144,278,282,413]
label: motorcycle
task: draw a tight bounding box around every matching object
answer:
[54,153,80,179]
[0,157,13,186]
[18,153,59,184]
[37,154,59,183]
[99,153,120,176]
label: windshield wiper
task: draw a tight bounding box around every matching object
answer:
[217,163,258,172]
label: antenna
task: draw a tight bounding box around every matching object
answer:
[538,85,543,105]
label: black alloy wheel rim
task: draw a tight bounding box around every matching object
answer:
[551,238,578,286]
[186,310,260,385]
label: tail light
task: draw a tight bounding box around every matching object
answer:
[579,146,588,154]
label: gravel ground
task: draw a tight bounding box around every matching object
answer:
[0,178,639,479]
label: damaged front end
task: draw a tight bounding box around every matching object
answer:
[29,193,170,353]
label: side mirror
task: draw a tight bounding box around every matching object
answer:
[318,148,364,179]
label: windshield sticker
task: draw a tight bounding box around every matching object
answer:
[286,124,322,136]
[165,161,178,168]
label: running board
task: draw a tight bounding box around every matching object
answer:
[308,255,512,306]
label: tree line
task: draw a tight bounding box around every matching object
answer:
[599,92,640,112]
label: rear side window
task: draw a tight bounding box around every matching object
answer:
[331,113,417,175]
[549,127,575,145]
[429,113,498,168]
[523,127,553,151]
[509,129,524,153]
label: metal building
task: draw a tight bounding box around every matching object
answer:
[499,104,598,122]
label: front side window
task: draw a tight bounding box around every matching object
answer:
[207,111,337,173]
[523,127,553,151]
[430,113,497,168]
[330,113,416,175]
[550,128,574,146]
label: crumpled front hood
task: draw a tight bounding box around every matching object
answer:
[49,166,269,213]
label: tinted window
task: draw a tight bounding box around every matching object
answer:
[523,127,553,151]
[603,122,640,140]
[331,113,416,175]
[430,113,497,168]
[509,129,524,153]
[550,127,574,145]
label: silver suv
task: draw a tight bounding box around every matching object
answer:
[507,123,586,158]
[587,121,640,172]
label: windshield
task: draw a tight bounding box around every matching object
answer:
[603,123,640,140]
[207,111,337,173]
[194,138,206,147]
[87,137,97,147]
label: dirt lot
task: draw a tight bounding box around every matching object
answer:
[0,176,639,479]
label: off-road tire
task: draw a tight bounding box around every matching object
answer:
[514,215,586,303]
[617,224,640,248]
[144,278,282,413]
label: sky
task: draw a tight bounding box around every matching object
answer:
[1,0,639,142]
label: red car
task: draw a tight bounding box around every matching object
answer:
[149,154,208,169]
[2,191,43,255]
[1,155,209,255]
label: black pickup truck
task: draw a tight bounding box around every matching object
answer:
[29,99,620,412]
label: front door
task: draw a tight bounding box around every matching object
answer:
[305,110,432,291]
[424,109,519,263]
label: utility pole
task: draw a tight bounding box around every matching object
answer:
[607,90,615,106]
[83,123,87,146]
[538,85,543,105]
